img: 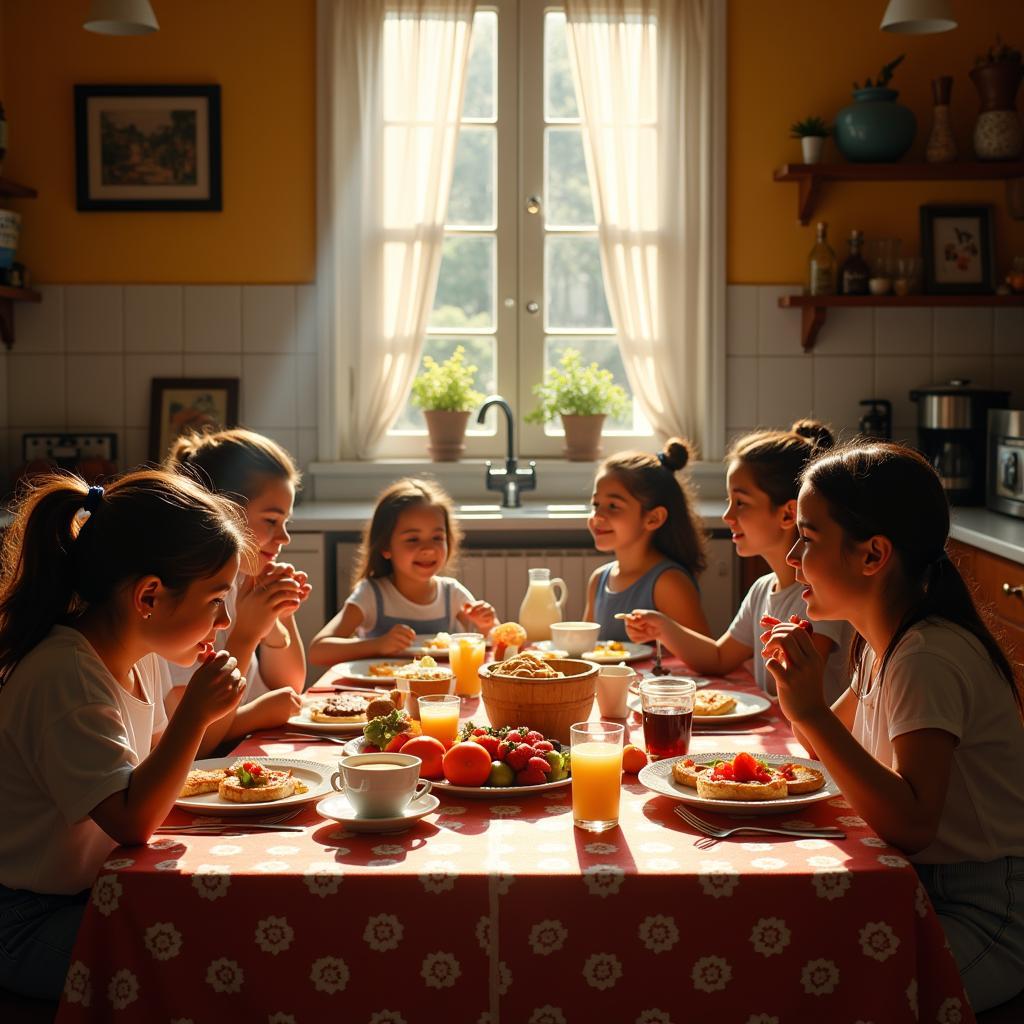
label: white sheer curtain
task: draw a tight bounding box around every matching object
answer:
[318,0,475,459]
[563,0,725,457]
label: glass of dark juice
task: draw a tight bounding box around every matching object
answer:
[639,678,696,760]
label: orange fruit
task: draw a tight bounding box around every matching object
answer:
[442,741,493,787]
[622,744,649,774]
[401,735,446,779]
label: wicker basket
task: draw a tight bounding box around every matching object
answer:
[479,658,598,744]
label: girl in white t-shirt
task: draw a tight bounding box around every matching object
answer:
[310,478,495,666]
[762,441,1024,1013]
[623,420,851,703]
[164,429,312,753]
[0,470,250,1002]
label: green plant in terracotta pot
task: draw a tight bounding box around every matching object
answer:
[790,116,831,164]
[525,348,630,461]
[971,35,1023,160]
[834,54,916,163]
[411,345,485,461]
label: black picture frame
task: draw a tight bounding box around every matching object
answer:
[920,203,995,295]
[149,378,239,462]
[74,84,222,212]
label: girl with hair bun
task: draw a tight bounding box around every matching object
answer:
[0,470,248,1000]
[761,442,1024,1012]
[583,437,711,641]
[623,419,851,702]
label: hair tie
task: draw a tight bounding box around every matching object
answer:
[83,485,104,514]
[656,451,670,470]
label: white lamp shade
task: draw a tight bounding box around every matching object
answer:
[880,0,957,34]
[84,0,159,35]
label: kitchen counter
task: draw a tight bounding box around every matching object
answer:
[949,507,1024,564]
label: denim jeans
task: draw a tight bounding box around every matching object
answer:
[916,856,1024,1013]
[0,884,87,1001]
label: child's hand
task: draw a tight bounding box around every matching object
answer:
[179,650,246,726]
[259,687,303,723]
[461,600,496,632]
[759,620,827,724]
[375,623,417,655]
[236,564,303,640]
[276,569,312,621]
[618,609,666,644]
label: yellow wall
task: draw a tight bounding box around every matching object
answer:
[2,0,315,283]
[729,0,1024,283]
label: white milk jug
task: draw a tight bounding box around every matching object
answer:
[518,567,567,642]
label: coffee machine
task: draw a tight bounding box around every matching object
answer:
[910,380,1009,505]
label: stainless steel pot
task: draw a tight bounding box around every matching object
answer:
[910,379,1009,430]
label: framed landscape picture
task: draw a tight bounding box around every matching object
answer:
[920,204,995,295]
[149,378,239,462]
[74,84,222,211]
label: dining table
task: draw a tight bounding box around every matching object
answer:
[55,658,973,1024]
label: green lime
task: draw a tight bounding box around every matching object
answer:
[487,761,516,787]
[545,750,566,781]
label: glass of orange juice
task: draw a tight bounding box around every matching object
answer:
[417,694,461,746]
[448,632,485,698]
[570,721,624,832]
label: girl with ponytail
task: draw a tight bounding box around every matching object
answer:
[761,442,1024,1012]
[0,470,249,1002]
[583,437,710,640]
[623,420,851,702]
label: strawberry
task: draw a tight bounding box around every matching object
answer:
[525,730,545,745]
[506,744,534,771]
[732,751,760,782]
[363,743,381,753]
[515,766,548,786]
[476,735,501,759]
[473,727,488,737]
[759,614,781,628]
[496,740,512,760]
[533,740,554,753]
[528,755,553,775]
[788,614,814,634]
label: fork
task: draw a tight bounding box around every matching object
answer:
[247,731,348,746]
[651,639,671,676]
[673,804,845,840]
[156,808,303,834]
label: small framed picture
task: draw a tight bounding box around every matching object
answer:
[920,204,995,294]
[149,378,239,462]
[74,84,222,211]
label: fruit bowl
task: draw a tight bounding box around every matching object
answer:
[479,657,598,744]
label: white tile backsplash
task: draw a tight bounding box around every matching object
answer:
[875,307,932,356]
[9,353,66,426]
[124,353,184,428]
[242,354,297,426]
[243,286,296,353]
[726,285,757,355]
[726,356,757,428]
[296,284,317,354]
[296,354,318,429]
[757,285,801,355]
[994,308,1024,354]
[813,307,874,356]
[875,355,933,430]
[813,356,875,431]
[992,356,1024,405]
[125,286,184,353]
[757,356,814,428]
[933,354,994,389]
[16,285,64,352]
[184,286,242,353]
[933,306,993,355]
[66,355,124,427]
[65,286,123,353]
[183,353,243,379]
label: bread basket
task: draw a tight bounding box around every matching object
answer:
[479,657,598,743]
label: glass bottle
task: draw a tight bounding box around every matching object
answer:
[839,229,870,295]
[926,76,957,163]
[807,221,837,296]
[518,568,567,642]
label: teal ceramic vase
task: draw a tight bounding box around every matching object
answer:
[834,87,916,162]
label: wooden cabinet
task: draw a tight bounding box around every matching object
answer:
[948,539,1024,668]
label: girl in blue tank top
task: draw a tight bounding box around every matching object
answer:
[583,438,710,642]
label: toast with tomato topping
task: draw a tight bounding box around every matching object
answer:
[218,761,296,803]
[775,761,826,795]
[671,758,710,788]
[180,768,228,797]
[695,752,787,801]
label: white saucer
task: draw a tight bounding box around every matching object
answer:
[315,791,440,833]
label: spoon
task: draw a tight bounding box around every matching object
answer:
[651,639,671,675]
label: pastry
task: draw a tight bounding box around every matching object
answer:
[776,762,826,795]
[367,662,409,678]
[490,652,563,679]
[219,761,296,803]
[392,655,453,683]
[693,690,737,717]
[310,693,369,723]
[181,768,228,797]
[491,622,527,660]
[674,752,825,802]
[423,632,452,650]
[671,758,709,789]
[365,695,400,720]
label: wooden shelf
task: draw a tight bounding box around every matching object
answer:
[779,293,1024,351]
[773,161,1024,224]
[0,286,41,349]
[0,177,37,199]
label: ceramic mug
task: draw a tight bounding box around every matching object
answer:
[595,664,635,718]
[331,752,431,818]
[550,621,601,657]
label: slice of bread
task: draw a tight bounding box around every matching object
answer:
[695,771,787,801]
[181,768,227,797]
[310,693,368,723]
[693,690,737,717]
[778,763,826,795]
[671,759,710,789]
[219,769,295,803]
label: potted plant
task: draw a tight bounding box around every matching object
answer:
[525,348,630,461]
[410,345,485,461]
[970,35,1023,160]
[834,54,916,163]
[790,116,831,165]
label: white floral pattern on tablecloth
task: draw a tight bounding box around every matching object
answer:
[936,997,965,1024]
[106,969,139,1010]
[102,858,134,870]
[801,958,839,995]
[310,956,349,994]
[206,957,244,994]
[583,864,625,898]
[267,1013,297,1024]
[144,922,182,961]
[368,1013,405,1024]
[750,917,790,957]
[192,864,231,901]
[582,952,622,990]
[255,916,294,955]
[303,861,343,898]
[638,915,678,954]
[636,1010,672,1024]
[692,955,732,992]
[420,951,461,989]
[91,874,123,917]
[528,1008,567,1024]
[498,961,512,995]
[529,919,568,955]
[419,861,459,893]
[63,960,92,1007]
[364,914,404,952]
[812,867,852,901]
[858,921,900,962]
[698,860,739,899]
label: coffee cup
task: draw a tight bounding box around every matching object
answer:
[331,752,431,818]
[595,664,634,718]
[550,621,601,657]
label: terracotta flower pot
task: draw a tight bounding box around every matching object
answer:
[970,62,1023,160]
[423,409,471,461]
[560,413,606,461]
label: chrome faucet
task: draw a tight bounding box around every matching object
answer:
[476,395,537,509]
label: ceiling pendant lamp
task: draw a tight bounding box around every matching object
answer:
[83,0,160,36]
[880,0,957,34]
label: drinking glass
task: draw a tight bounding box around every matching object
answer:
[417,694,461,746]
[639,678,696,759]
[570,721,624,832]
[448,632,486,697]
[894,256,921,295]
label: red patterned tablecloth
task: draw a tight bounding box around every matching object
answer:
[56,667,973,1024]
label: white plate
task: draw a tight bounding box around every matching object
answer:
[532,640,653,664]
[175,757,332,816]
[342,736,572,798]
[626,689,772,723]
[322,658,416,684]
[638,752,839,816]
[316,791,440,833]
[287,694,369,735]
[402,634,453,659]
